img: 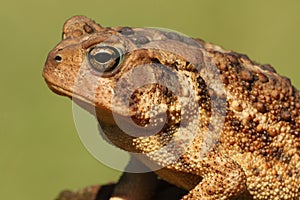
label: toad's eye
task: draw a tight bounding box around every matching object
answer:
[87,46,123,74]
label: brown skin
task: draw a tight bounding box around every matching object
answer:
[44,16,300,199]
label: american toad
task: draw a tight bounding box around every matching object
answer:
[43,16,300,199]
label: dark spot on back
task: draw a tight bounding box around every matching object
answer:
[227,53,239,65]
[132,36,150,44]
[282,76,292,85]
[165,32,182,41]
[119,27,134,35]
[182,37,199,47]
[257,73,269,83]
[240,69,254,82]
[261,64,276,73]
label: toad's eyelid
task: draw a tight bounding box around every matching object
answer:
[82,34,127,51]
[82,37,106,49]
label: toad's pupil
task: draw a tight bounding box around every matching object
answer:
[94,52,112,63]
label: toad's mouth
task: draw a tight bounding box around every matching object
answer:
[44,79,100,113]
[44,79,127,125]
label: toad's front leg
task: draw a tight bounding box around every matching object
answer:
[110,157,158,200]
[182,153,248,200]
[110,172,158,200]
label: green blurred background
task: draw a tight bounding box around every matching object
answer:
[1,0,300,199]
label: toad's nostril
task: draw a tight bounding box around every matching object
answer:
[54,55,62,62]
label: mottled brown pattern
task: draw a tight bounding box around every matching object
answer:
[43,16,300,199]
